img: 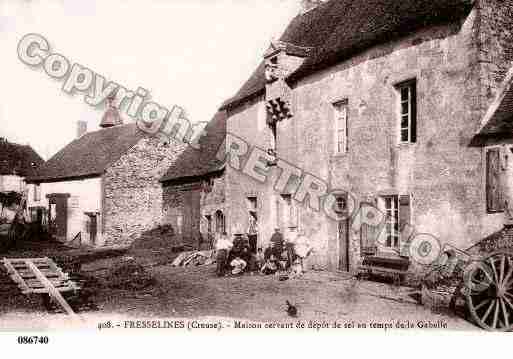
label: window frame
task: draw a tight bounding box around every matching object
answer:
[280,193,297,229]
[381,195,400,250]
[215,210,225,234]
[205,215,212,234]
[332,99,349,155]
[395,80,417,144]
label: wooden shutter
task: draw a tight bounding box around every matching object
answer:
[399,195,411,232]
[360,201,379,255]
[486,148,503,212]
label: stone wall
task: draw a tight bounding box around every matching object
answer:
[477,0,513,114]
[162,172,225,248]
[102,136,186,246]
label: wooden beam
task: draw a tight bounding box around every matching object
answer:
[24,260,80,320]
[2,258,30,293]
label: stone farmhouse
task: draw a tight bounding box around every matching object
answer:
[217,0,513,271]
[25,95,225,248]
[25,98,185,246]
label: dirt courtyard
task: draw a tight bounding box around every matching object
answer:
[0,263,478,331]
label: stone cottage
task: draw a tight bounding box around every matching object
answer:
[26,98,186,246]
[218,0,513,271]
[160,110,227,249]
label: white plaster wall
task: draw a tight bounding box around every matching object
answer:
[27,177,102,245]
[0,175,26,192]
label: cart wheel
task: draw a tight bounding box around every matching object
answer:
[465,251,513,331]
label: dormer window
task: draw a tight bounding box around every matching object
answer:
[265,56,279,83]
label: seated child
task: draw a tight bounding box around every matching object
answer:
[260,255,278,275]
[255,248,265,270]
[230,257,247,275]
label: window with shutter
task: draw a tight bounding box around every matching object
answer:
[359,202,380,256]
[486,147,504,213]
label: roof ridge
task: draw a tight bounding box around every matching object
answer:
[221,0,474,110]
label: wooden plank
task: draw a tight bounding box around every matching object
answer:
[2,259,30,292]
[11,263,51,270]
[45,259,80,291]
[24,260,79,319]
[24,279,70,288]
[17,269,66,277]
[8,258,50,263]
[23,286,78,294]
[358,265,408,275]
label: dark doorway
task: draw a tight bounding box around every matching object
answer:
[89,215,97,244]
[47,193,70,241]
[338,220,350,271]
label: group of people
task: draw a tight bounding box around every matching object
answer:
[214,228,312,277]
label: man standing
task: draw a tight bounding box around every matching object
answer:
[215,232,232,277]
[269,228,284,261]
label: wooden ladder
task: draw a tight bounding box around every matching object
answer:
[2,257,81,318]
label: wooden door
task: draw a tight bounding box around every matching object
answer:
[182,189,201,245]
[338,220,349,271]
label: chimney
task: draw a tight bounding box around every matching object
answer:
[77,120,87,138]
[300,0,324,14]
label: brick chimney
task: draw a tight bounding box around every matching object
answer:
[300,0,325,14]
[77,120,87,138]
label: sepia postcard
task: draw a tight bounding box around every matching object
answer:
[0,0,512,354]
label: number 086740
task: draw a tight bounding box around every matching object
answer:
[17,336,49,344]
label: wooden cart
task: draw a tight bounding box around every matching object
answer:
[463,250,513,331]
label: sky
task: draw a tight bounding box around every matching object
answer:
[0,0,300,159]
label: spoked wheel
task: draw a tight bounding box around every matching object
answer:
[465,251,513,331]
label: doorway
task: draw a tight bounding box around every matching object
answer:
[47,193,70,241]
[338,219,350,272]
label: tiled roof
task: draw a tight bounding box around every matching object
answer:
[0,139,44,177]
[27,123,145,182]
[160,111,226,183]
[221,0,474,110]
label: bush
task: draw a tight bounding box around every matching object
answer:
[107,258,155,291]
